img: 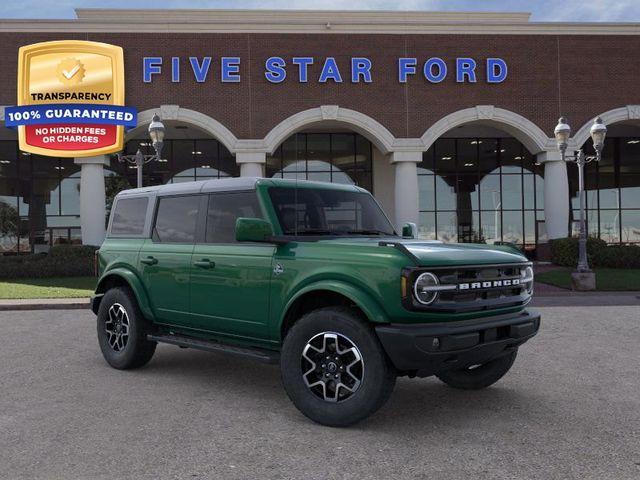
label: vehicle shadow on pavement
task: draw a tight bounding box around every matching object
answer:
[116,345,544,430]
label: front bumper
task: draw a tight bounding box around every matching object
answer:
[375,309,540,377]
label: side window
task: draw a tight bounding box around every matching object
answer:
[153,195,200,243]
[110,197,148,236]
[206,191,262,243]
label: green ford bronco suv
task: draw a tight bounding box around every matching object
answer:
[92,177,539,427]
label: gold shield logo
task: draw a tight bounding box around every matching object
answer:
[16,40,126,157]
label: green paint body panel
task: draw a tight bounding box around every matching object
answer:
[96,178,531,350]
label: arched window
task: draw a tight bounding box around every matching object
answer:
[266,133,373,192]
[418,137,544,252]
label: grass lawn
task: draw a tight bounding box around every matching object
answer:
[0,277,96,299]
[536,268,640,291]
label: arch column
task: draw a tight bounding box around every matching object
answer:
[236,151,266,177]
[538,151,569,239]
[391,151,421,230]
[74,155,109,246]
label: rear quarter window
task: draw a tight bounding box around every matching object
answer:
[153,195,201,243]
[110,197,149,236]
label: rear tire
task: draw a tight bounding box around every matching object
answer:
[280,306,396,427]
[97,287,156,370]
[436,350,517,390]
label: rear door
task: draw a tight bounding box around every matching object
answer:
[189,190,275,341]
[139,194,202,327]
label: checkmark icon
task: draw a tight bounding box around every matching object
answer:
[62,64,80,79]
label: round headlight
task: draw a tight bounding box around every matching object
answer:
[521,266,534,294]
[414,272,440,305]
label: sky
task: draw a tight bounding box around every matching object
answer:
[0,0,639,22]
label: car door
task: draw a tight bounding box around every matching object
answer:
[139,194,201,327]
[189,190,275,341]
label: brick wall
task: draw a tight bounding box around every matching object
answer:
[0,32,638,141]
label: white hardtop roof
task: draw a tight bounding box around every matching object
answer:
[115,177,364,198]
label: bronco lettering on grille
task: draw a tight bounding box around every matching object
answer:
[458,278,521,290]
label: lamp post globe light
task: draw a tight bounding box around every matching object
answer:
[553,116,607,290]
[117,113,166,188]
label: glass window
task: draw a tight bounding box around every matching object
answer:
[479,175,501,211]
[110,197,148,236]
[435,175,456,210]
[502,211,523,245]
[456,175,479,211]
[599,210,620,244]
[434,139,456,176]
[436,211,457,242]
[60,177,80,215]
[418,211,436,240]
[268,187,394,236]
[620,174,640,209]
[266,133,373,192]
[0,197,20,253]
[621,210,640,243]
[419,147,434,171]
[619,138,640,174]
[481,209,502,244]
[218,145,238,178]
[153,195,200,243]
[501,175,523,210]
[456,138,478,173]
[205,192,263,243]
[172,140,196,178]
[477,139,499,174]
[31,155,59,178]
[457,210,480,243]
[500,138,523,174]
[306,134,331,172]
[194,139,219,178]
[0,141,18,177]
[418,175,435,211]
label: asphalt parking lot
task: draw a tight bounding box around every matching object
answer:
[1,307,639,480]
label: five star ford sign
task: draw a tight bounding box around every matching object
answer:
[4,40,137,157]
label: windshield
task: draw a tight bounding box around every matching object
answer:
[268,187,396,236]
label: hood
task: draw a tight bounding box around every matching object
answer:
[399,241,527,266]
[317,237,527,266]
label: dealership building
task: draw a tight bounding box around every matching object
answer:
[0,8,639,255]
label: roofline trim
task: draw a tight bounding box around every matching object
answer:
[0,8,639,34]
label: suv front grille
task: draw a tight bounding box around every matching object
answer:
[404,263,532,313]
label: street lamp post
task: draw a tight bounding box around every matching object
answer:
[553,116,607,281]
[117,113,166,188]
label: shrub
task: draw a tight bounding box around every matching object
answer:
[593,244,640,268]
[550,237,640,268]
[0,245,96,279]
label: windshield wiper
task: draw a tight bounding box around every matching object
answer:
[347,229,395,236]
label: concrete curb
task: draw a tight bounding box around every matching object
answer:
[0,298,90,311]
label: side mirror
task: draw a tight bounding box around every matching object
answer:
[402,222,417,239]
[235,217,274,242]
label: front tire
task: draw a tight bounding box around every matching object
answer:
[97,287,156,370]
[280,307,396,427]
[436,350,518,390]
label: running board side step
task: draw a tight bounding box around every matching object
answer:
[147,333,280,364]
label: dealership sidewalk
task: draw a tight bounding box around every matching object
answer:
[0,297,89,311]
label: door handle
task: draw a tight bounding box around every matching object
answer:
[193,259,215,269]
[140,256,158,266]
